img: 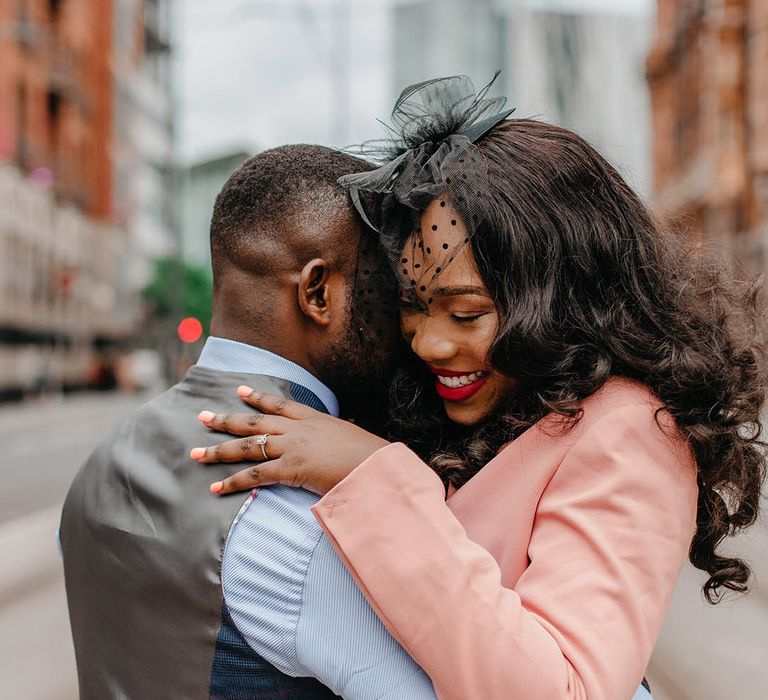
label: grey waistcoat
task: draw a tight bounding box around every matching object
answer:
[60,366,338,700]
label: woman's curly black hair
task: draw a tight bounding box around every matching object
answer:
[388,119,767,604]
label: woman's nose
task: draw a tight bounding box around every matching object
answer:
[408,318,457,364]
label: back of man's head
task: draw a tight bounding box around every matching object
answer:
[210,144,373,285]
[208,145,400,413]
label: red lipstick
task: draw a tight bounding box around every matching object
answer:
[427,366,489,402]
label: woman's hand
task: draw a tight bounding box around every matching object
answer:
[190,385,390,496]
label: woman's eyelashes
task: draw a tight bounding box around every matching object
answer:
[450,312,490,324]
[398,291,493,324]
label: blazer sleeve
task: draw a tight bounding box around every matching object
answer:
[311,404,698,700]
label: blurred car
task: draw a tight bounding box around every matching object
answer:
[118,349,164,393]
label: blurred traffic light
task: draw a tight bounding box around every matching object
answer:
[177,317,203,344]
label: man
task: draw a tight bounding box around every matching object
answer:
[60,145,436,699]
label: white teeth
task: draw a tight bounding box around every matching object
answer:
[436,371,487,387]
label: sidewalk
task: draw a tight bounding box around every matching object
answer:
[0,505,78,700]
[647,524,768,700]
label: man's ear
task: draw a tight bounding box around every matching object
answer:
[298,259,335,327]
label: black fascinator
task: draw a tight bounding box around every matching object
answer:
[340,73,514,309]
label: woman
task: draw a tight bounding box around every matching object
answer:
[192,77,767,699]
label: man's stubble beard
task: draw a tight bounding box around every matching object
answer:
[325,313,398,433]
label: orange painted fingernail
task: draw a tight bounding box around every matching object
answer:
[198,410,215,423]
[237,385,253,397]
[190,447,206,459]
[210,481,223,494]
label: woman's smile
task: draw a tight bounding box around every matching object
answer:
[399,199,516,425]
[428,366,490,401]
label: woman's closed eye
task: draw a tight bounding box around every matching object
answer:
[450,312,491,324]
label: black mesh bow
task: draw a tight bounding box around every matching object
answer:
[340,74,514,309]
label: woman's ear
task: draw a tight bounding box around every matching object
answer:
[298,258,334,327]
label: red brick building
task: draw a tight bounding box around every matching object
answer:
[0,0,173,398]
[647,0,768,274]
[0,0,115,216]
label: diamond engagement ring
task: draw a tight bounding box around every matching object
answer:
[255,434,270,460]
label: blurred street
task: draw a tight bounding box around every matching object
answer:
[0,393,145,700]
[648,524,768,700]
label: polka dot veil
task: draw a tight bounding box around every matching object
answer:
[339,74,514,313]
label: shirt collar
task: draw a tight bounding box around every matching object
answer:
[196,337,339,417]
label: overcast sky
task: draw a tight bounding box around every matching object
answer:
[175,0,655,163]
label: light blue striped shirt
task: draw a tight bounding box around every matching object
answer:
[198,337,339,416]
[198,337,436,699]
[200,337,654,700]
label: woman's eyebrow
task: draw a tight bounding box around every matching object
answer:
[435,285,491,298]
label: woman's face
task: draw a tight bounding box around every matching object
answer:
[400,199,515,426]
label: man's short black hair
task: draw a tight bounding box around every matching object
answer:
[210,144,374,278]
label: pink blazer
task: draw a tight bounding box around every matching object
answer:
[312,377,698,700]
